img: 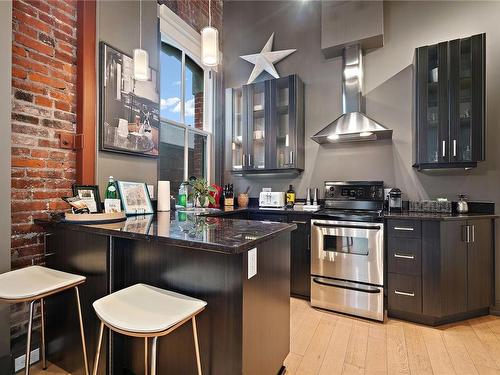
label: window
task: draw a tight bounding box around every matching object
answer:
[159,41,210,194]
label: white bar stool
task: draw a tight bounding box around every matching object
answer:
[0,265,89,375]
[92,283,206,375]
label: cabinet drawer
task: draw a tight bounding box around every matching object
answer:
[387,219,421,238]
[387,237,422,276]
[388,273,422,314]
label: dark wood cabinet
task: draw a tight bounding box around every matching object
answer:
[387,217,494,326]
[226,75,304,175]
[288,216,311,299]
[413,33,485,170]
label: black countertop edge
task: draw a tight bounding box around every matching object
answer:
[208,206,318,216]
[35,216,296,255]
[384,212,498,221]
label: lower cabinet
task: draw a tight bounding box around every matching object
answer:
[247,211,311,299]
[387,218,494,325]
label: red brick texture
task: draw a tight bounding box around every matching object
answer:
[11,0,77,339]
[159,0,223,33]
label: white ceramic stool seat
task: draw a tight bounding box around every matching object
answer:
[0,266,89,375]
[0,265,85,301]
[92,283,206,375]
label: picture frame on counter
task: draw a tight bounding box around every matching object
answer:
[99,42,160,158]
[116,181,154,215]
[72,184,102,213]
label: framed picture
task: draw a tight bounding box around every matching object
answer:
[72,185,102,213]
[99,42,160,158]
[116,181,154,215]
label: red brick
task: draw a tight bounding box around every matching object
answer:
[26,169,63,179]
[54,50,74,64]
[11,158,46,168]
[31,149,49,158]
[18,24,38,39]
[15,33,54,56]
[12,201,48,213]
[54,100,70,112]
[12,178,45,189]
[12,55,49,75]
[25,0,51,14]
[49,89,72,103]
[12,147,30,156]
[37,138,60,148]
[33,190,67,200]
[11,191,31,200]
[47,0,75,17]
[38,11,54,27]
[48,201,69,210]
[12,44,27,57]
[12,124,49,138]
[11,169,26,178]
[12,66,27,79]
[53,29,75,45]
[12,9,50,34]
[13,0,38,17]
[51,8,76,28]
[11,212,32,225]
[28,50,64,70]
[35,95,53,107]
[28,72,66,89]
[12,79,47,95]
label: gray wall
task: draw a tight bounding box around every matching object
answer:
[223,1,500,307]
[0,0,11,365]
[96,0,159,194]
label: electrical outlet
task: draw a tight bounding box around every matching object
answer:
[14,347,39,372]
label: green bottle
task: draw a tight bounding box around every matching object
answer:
[105,176,119,199]
[178,182,187,208]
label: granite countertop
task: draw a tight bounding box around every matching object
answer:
[384,211,498,221]
[36,211,296,254]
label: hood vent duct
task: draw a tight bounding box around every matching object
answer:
[311,44,392,144]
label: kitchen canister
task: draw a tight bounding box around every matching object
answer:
[157,180,171,212]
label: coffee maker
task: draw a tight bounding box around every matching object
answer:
[388,188,402,212]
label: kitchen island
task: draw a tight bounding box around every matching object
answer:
[37,212,295,375]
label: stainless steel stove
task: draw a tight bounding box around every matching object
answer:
[310,181,385,321]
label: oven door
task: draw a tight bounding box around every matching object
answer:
[311,219,384,286]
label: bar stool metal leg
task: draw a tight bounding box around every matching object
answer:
[144,338,148,375]
[92,322,104,375]
[75,286,90,375]
[192,316,202,375]
[150,336,158,375]
[40,298,47,370]
[25,300,35,375]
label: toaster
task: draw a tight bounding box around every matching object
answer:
[259,192,286,208]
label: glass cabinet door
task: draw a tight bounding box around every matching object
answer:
[458,38,473,161]
[246,81,267,169]
[273,77,295,169]
[231,88,244,170]
[416,42,449,165]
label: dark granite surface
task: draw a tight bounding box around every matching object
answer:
[384,211,498,221]
[36,211,296,254]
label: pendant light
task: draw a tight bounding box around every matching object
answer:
[133,0,149,81]
[201,0,219,67]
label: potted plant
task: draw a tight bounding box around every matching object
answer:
[188,178,217,208]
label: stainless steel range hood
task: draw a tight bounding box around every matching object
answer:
[311,44,392,144]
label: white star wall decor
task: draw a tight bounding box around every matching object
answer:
[239,33,297,84]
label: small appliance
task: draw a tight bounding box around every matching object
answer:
[388,188,402,212]
[259,191,286,208]
[457,194,469,214]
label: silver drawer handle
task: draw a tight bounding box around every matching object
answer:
[291,220,307,224]
[394,253,415,260]
[395,290,415,297]
[394,227,414,231]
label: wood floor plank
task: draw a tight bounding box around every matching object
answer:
[291,306,323,355]
[297,313,337,375]
[469,317,500,368]
[319,317,354,375]
[420,326,456,375]
[442,327,479,375]
[342,321,369,375]
[386,321,410,375]
[365,323,388,375]
[285,352,304,375]
[402,322,433,375]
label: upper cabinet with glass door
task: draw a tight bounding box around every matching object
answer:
[225,74,304,175]
[413,34,485,170]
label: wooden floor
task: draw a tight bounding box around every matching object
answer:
[32,297,500,375]
[286,298,500,375]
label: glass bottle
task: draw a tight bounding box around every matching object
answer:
[105,176,119,199]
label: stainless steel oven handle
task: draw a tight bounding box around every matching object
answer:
[291,220,307,225]
[394,253,415,260]
[312,278,381,294]
[314,223,381,231]
[395,290,415,297]
[393,226,414,231]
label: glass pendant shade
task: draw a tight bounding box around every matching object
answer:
[201,26,219,67]
[133,48,149,81]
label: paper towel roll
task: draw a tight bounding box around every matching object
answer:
[157,181,171,212]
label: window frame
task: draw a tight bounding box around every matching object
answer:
[158,4,216,183]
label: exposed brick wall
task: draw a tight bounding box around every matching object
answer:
[11,0,77,339]
[159,0,223,33]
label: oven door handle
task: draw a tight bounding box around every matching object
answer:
[313,223,381,231]
[312,277,381,294]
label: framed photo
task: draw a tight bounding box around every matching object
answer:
[72,185,102,213]
[99,42,159,158]
[116,181,154,215]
